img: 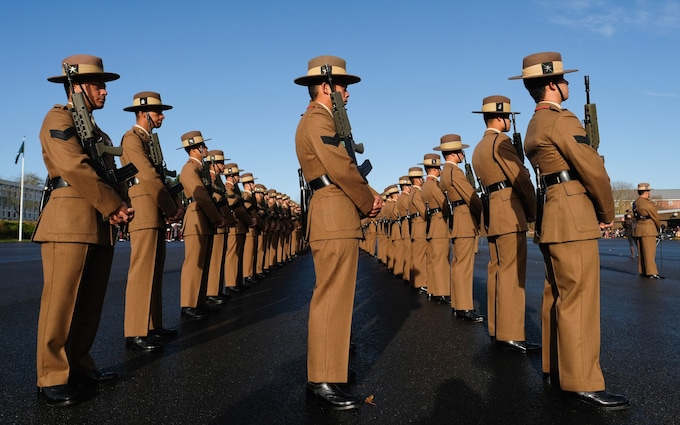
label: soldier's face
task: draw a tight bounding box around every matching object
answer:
[77,80,107,110]
[147,110,165,128]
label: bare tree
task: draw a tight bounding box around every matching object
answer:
[611,181,636,215]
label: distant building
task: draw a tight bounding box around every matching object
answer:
[0,179,43,221]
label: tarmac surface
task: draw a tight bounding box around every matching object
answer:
[0,237,678,425]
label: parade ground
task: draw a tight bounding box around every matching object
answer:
[0,238,678,425]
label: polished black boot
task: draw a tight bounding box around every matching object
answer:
[306,382,362,410]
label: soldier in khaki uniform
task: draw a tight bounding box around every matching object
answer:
[511,51,628,408]
[241,172,263,284]
[294,55,381,409]
[223,163,255,292]
[179,132,227,320]
[436,135,484,322]
[205,150,235,303]
[419,153,451,303]
[632,183,664,279]
[397,176,412,283]
[385,185,400,274]
[471,96,538,351]
[34,54,134,406]
[407,167,428,291]
[121,92,183,352]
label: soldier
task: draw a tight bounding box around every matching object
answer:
[407,167,428,292]
[385,184,401,274]
[222,164,251,292]
[121,91,184,352]
[397,176,412,283]
[471,96,538,351]
[205,150,235,304]
[253,183,269,279]
[178,131,227,320]
[419,153,451,303]
[435,135,485,322]
[294,55,381,409]
[241,172,263,284]
[633,183,664,279]
[34,54,134,406]
[510,51,629,408]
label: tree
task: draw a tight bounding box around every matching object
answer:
[611,181,636,215]
[13,172,43,186]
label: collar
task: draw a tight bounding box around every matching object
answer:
[314,101,333,117]
[485,128,502,134]
[189,157,202,166]
[536,101,562,111]
[133,124,150,138]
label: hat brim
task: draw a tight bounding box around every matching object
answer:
[471,110,520,114]
[433,144,470,151]
[294,74,361,86]
[417,163,441,167]
[123,104,174,112]
[508,69,578,80]
[47,72,121,83]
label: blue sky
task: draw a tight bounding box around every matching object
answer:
[1,0,678,203]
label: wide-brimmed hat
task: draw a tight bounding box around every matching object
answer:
[47,54,120,83]
[123,91,173,112]
[179,130,208,149]
[418,153,442,167]
[637,183,652,191]
[472,95,519,114]
[408,166,423,178]
[241,172,257,183]
[205,150,227,163]
[254,184,267,193]
[384,185,399,196]
[508,51,578,80]
[223,163,241,176]
[433,134,469,152]
[294,55,361,86]
[398,176,412,186]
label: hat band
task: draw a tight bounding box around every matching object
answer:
[63,63,105,76]
[522,60,565,78]
[482,102,511,113]
[183,136,205,146]
[133,97,164,107]
[307,65,349,77]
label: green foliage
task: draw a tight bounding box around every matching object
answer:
[0,220,36,241]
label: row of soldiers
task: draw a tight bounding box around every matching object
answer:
[360,102,536,350]
[33,54,304,407]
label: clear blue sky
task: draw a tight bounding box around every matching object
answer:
[1,1,678,202]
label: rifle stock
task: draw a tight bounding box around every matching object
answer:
[583,75,600,151]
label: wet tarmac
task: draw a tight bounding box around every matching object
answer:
[0,238,678,425]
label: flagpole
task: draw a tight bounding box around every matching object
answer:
[19,136,25,241]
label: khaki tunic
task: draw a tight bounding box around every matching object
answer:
[409,185,428,288]
[525,101,613,392]
[295,101,374,384]
[472,129,536,340]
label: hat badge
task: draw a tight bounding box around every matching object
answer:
[66,64,78,74]
[541,62,554,74]
[140,98,147,105]
[187,138,196,145]
[496,103,503,112]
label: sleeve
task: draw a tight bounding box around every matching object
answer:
[302,109,375,214]
[40,107,121,217]
[180,163,222,225]
[121,130,178,217]
[496,136,536,218]
[552,112,614,223]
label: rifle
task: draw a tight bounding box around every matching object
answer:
[320,64,372,180]
[583,75,600,151]
[425,201,431,236]
[535,166,545,239]
[63,63,137,186]
[405,206,412,239]
[443,191,454,231]
[464,159,477,191]
[298,168,310,237]
[148,128,183,196]
[39,175,53,213]
[477,177,490,231]
[510,113,525,163]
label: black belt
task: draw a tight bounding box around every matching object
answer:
[308,174,333,191]
[50,177,70,188]
[429,207,442,214]
[451,199,466,208]
[486,179,511,193]
[186,197,195,204]
[409,212,421,218]
[543,170,577,187]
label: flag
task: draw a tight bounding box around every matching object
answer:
[15,140,24,164]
